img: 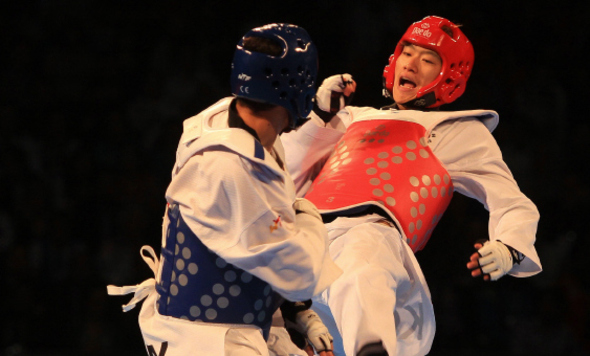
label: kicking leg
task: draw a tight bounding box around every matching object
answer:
[325,221,408,355]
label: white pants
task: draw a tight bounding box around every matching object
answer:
[311,215,435,356]
[137,286,270,356]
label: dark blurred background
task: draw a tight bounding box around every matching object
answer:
[1,1,588,355]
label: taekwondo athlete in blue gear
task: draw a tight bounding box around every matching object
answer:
[107,23,341,356]
[231,23,318,130]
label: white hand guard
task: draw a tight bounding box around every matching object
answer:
[313,74,356,122]
[284,309,333,353]
[477,240,513,281]
[293,198,322,222]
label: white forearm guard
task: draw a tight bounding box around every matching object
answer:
[477,240,513,281]
[293,197,322,222]
[313,74,355,123]
[285,309,333,353]
[316,74,354,111]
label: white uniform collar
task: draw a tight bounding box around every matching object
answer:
[176,97,287,177]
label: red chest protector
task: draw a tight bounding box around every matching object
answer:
[305,119,453,252]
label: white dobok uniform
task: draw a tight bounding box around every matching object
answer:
[279,105,542,356]
[107,97,342,356]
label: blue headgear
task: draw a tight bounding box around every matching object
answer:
[231,23,318,129]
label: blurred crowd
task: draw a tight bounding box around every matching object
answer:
[1,1,588,355]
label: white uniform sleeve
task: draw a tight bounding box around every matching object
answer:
[166,147,342,301]
[431,118,542,277]
[281,112,351,196]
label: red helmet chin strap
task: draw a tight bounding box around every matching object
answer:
[381,75,436,110]
[382,16,474,108]
[401,92,438,109]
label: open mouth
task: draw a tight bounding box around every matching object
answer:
[399,77,416,89]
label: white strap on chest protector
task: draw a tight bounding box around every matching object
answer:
[107,245,160,312]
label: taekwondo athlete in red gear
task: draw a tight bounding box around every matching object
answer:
[280,16,542,356]
[106,23,342,356]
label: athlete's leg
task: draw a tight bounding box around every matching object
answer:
[226,328,270,356]
[324,221,408,355]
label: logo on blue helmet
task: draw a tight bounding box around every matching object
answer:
[231,23,318,128]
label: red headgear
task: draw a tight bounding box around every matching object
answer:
[383,16,474,108]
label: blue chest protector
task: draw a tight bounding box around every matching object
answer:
[156,204,284,339]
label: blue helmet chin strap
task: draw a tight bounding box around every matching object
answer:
[230,24,318,129]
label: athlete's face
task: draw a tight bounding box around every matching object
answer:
[393,44,442,109]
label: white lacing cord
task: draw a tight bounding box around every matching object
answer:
[107,245,160,312]
[139,245,159,275]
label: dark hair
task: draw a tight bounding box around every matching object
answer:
[242,36,283,56]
